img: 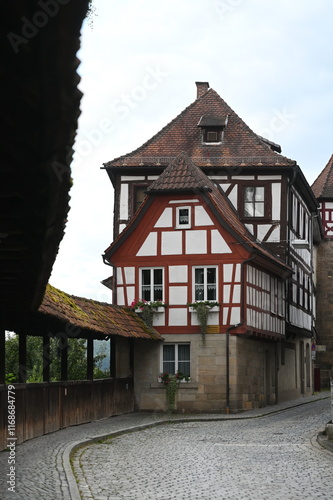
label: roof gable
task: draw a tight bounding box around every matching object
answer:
[104,154,290,275]
[104,85,295,169]
[312,154,333,199]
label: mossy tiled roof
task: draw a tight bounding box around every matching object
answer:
[35,284,162,340]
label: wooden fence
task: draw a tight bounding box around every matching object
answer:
[0,378,134,451]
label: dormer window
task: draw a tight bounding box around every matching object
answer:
[176,206,191,228]
[204,129,222,143]
[197,115,227,145]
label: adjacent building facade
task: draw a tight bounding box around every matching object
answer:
[102,82,321,412]
[312,155,333,390]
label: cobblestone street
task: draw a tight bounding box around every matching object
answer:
[0,393,331,500]
[73,398,333,500]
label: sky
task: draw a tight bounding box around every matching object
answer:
[49,0,333,302]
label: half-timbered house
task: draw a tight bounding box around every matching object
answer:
[102,82,320,412]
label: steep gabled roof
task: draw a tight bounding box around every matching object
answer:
[147,152,214,192]
[104,154,290,275]
[104,84,295,169]
[312,154,333,199]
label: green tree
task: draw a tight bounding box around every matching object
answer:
[5,334,107,382]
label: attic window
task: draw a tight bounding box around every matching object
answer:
[176,207,191,228]
[197,115,226,145]
[204,129,222,143]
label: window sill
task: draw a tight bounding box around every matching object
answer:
[202,142,222,146]
[150,382,198,389]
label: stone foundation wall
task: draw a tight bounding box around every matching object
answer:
[134,333,313,413]
[315,240,333,389]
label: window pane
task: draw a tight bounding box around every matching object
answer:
[244,187,254,201]
[153,286,163,301]
[142,270,151,285]
[153,269,163,301]
[141,270,151,301]
[207,268,216,284]
[178,344,190,361]
[163,345,175,374]
[195,268,204,284]
[142,287,151,301]
[163,345,175,361]
[207,285,216,300]
[254,187,265,201]
[178,361,190,376]
[178,345,190,376]
[179,208,189,225]
[154,269,162,284]
[195,285,204,300]
[254,202,265,217]
[244,202,254,217]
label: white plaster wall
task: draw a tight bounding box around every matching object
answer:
[195,206,214,226]
[230,307,241,324]
[228,185,238,209]
[271,183,281,220]
[186,230,207,254]
[127,286,135,305]
[257,225,272,242]
[161,231,182,255]
[169,265,188,283]
[152,311,165,327]
[211,229,231,253]
[266,225,280,242]
[117,267,123,285]
[154,208,173,228]
[124,267,135,284]
[120,184,129,219]
[169,286,188,305]
[136,232,157,256]
[169,308,188,326]
[117,287,125,306]
[223,285,231,302]
[223,264,233,282]
[232,284,241,303]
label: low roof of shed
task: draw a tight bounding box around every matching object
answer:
[23,285,162,340]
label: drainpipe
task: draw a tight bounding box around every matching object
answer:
[225,322,243,414]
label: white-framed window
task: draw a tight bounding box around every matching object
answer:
[176,206,191,228]
[244,186,265,218]
[140,268,163,302]
[193,266,217,301]
[162,344,190,376]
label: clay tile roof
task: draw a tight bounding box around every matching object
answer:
[104,85,295,169]
[311,154,333,199]
[32,284,162,340]
[147,152,214,192]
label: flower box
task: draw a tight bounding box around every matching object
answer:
[189,305,220,313]
[135,306,165,313]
